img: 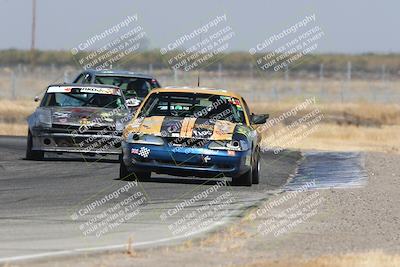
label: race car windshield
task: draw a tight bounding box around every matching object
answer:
[138,93,246,124]
[94,76,158,100]
[41,92,126,109]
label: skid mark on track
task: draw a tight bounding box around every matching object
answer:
[285,152,368,190]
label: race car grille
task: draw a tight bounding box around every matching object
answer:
[50,124,118,136]
[152,159,233,171]
[164,137,209,148]
[52,135,121,150]
[155,159,212,167]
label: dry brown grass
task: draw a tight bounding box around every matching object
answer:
[0,123,27,136]
[198,224,250,248]
[0,100,37,123]
[296,124,400,153]
[252,101,400,154]
[0,100,37,135]
[241,251,400,267]
[251,102,400,126]
[260,123,400,154]
[164,225,250,254]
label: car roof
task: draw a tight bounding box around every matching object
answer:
[150,86,244,99]
[83,69,155,79]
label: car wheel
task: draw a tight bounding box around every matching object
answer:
[26,131,44,160]
[232,169,252,186]
[119,154,151,181]
[252,150,261,184]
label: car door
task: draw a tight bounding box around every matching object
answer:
[241,97,259,151]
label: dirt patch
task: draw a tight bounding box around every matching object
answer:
[243,252,400,267]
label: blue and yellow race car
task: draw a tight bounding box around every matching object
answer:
[120,87,268,186]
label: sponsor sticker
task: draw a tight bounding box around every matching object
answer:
[47,87,72,93]
[79,118,90,125]
[53,111,71,118]
[138,147,150,158]
[47,86,120,95]
[193,129,212,138]
[202,155,211,163]
[80,87,120,95]
[130,146,151,158]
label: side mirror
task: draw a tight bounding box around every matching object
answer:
[34,96,40,102]
[126,98,141,108]
[251,113,269,125]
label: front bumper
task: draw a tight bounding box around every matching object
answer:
[31,130,122,155]
[122,142,252,178]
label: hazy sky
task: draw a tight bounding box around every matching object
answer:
[0,0,398,53]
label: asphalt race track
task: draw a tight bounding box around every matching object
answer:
[0,136,301,262]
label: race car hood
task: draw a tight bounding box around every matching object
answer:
[124,116,244,141]
[45,106,128,126]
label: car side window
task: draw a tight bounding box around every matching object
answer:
[74,74,85,83]
[82,73,92,84]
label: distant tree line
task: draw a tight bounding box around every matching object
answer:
[0,49,399,75]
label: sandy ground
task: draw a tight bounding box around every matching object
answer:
[18,151,399,267]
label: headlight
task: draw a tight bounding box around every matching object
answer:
[208,140,249,151]
[37,109,52,128]
[126,133,164,146]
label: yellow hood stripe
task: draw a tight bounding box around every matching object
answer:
[211,120,236,140]
[139,116,164,135]
[179,118,193,138]
[125,116,237,140]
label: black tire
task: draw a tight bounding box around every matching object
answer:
[252,149,261,184]
[232,169,252,186]
[26,131,44,160]
[119,154,130,179]
[119,154,151,181]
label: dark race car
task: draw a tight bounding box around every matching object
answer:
[120,87,268,186]
[26,84,131,160]
[72,69,161,110]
